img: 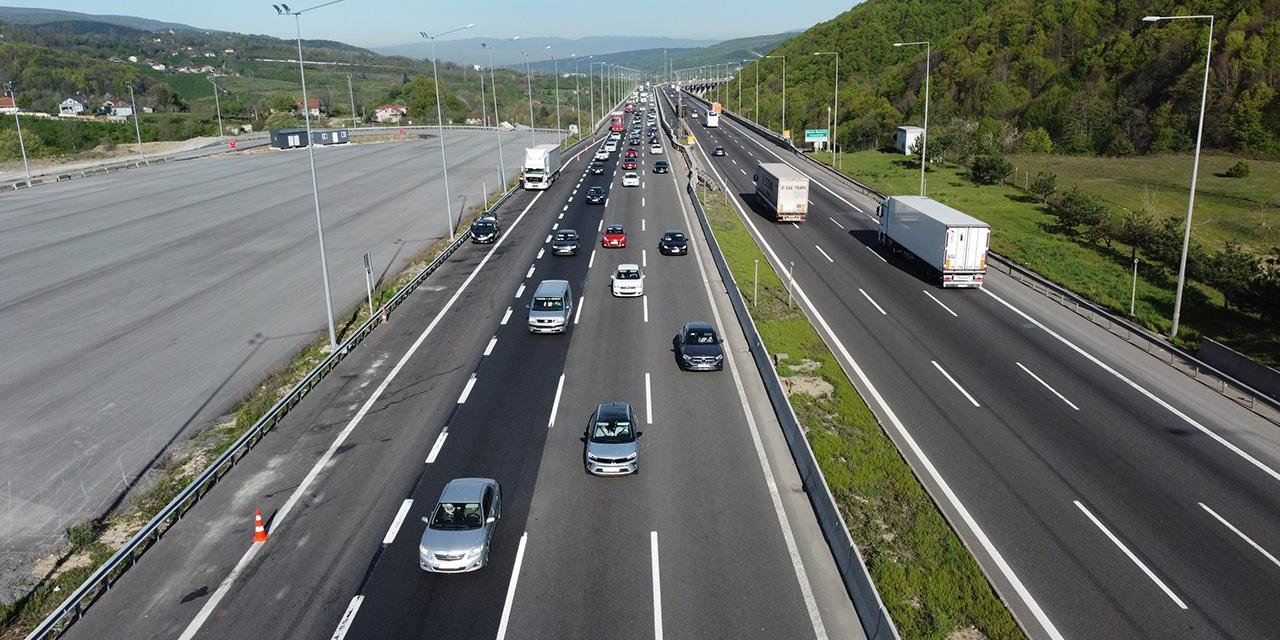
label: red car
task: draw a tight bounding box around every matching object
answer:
[602,224,627,248]
[621,159,637,170]
[625,149,638,158]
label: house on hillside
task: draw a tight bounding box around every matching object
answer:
[111,105,134,117]
[294,98,325,117]
[894,125,924,155]
[0,96,17,114]
[375,103,407,123]
[59,97,87,116]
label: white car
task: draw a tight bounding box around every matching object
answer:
[622,172,640,187]
[610,264,645,297]
[605,141,618,152]
[649,144,663,155]
[594,149,610,161]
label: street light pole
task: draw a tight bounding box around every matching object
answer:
[893,40,931,195]
[274,0,347,351]
[421,23,476,243]
[814,51,840,170]
[1143,14,1214,338]
[208,76,224,140]
[522,50,536,145]
[4,82,32,184]
[545,46,561,138]
[128,84,145,162]
[346,72,357,126]
[483,37,516,186]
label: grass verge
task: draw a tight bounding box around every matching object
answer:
[0,179,520,640]
[698,187,1025,640]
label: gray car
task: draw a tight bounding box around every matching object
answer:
[419,477,502,573]
[674,321,724,371]
[584,402,640,476]
[552,229,580,256]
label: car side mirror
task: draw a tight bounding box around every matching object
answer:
[421,516,430,524]
[718,338,724,344]
[636,431,644,438]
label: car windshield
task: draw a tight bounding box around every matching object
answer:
[473,221,494,231]
[589,188,604,195]
[663,233,685,242]
[615,269,641,280]
[591,420,635,444]
[686,328,717,344]
[606,226,624,234]
[533,297,564,311]
[555,232,577,241]
[430,502,483,530]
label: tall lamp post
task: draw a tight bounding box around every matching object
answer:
[1143,13,1214,339]
[3,82,32,185]
[765,54,785,138]
[273,0,346,351]
[127,84,145,162]
[545,45,561,138]
[420,23,476,243]
[483,36,517,186]
[893,40,931,196]
[208,75,224,140]
[813,51,840,170]
[521,50,536,145]
[346,73,357,126]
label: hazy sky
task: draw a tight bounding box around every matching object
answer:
[4,1,859,48]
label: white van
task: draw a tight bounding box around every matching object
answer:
[527,280,574,334]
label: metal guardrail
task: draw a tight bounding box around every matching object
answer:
[661,86,900,640]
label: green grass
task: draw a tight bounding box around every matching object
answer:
[808,150,1280,367]
[699,189,1025,640]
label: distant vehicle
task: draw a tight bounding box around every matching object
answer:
[673,322,724,371]
[690,109,698,118]
[610,263,645,297]
[625,149,638,158]
[652,160,670,174]
[521,144,562,190]
[604,141,618,153]
[621,159,637,170]
[552,229,580,256]
[753,163,809,223]
[649,144,663,155]
[878,195,990,288]
[528,280,573,334]
[584,402,640,476]
[469,216,500,243]
[622,172,639,186]
[586,186,607,204]
[610,111,626,133]
[624,103,635,113]
[594,148,610,162]
[706,102,721,127]
[712,146,725,157]
[589,161,606,175]
[658,229,687,255]
[418,478,501,573]
[602,224,627,248]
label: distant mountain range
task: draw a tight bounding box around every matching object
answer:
[374,36,718,68]
[522,31,797,75]
[0,6,202,32]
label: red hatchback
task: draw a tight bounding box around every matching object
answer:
[625,149,638,158]
[621,159,637,170]
[602,224,627,248]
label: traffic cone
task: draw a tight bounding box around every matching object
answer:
[253,508,269,543]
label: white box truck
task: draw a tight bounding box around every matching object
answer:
[521,144,562,190]
[705,101,721,127]
[753,163,809,223]
[878,195,990,288]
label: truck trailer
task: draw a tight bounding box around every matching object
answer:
[878,195,990,288]
[706,101,721,127]
[753,163,809,223]
[521,144,562,190]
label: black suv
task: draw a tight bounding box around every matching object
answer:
[673,322,724,371]
[470,216,500,243]
[585,186,607,204]
[657,229,686,255]
[589,161,606,175]
[652,160,670,174]
[551,229,580,256]
[712,146,726,157]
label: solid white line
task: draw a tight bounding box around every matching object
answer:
[642,249,647,267]
[864,244,888,264]
[425,428,448,464]
[382,499,414,545]
[1199,502,1280,569]
[851,203,864,213]
[525,264,535,279]
[932,360,979,407]
[484,336,497,356]
[536,248,545,259]
[828,216,844,229]
[574,295,584,324]
[982,288,1280,485]
[645,372,653,424]
[1016,362,1080,411]
[859,288,887,315]
[500,307,512,325]
[329,595,364,640]
[457,375,477,404]
[643,295,649,323]
[651,531,664,640]
[548,374,566,428]
[177,189,548,640]
[514,283,525,299]
[494,532,529,640]
[588,250,596,269]
[1074,500,1187,609]
[922,290,958,317]
[814,245,835,263]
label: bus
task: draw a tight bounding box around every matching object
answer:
[610,111,625,133]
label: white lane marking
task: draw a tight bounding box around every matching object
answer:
[1199,502,1280,569]
[574,295,585,324]
[525,264,536,279]
[551,223,559,231]
[588,250,596,269]
[494,532,529,640]
[536,248,545,259]
[642,196,646,207]
[923,290,958,317]
[178,189,548,640]
[739,168,747,175]
[557,213,563,220]
[566,197,573,203]
[500,307,512,325]
[572,188,577,195]
[932,360,979,407]
[1074,500,1187,609]
[864,244,888,263]
[828,216,844,229]
[597,219,603,231]
[642,249,647,267]
[544,234,551,243]
[866,213,878,223]
[563,204,569,212]
[719,116,870,214]
[548,374,565,428]
[814,245,834,263]
[329,595,364,640]
[457,375,477,404]
[1016,362,1080,411]
[642,218,647,231]
[514,283,525,299]
[651,531,664,640]
[484,336,497,356]
[645,372,653,424]
[425,428,448,464]
[982,288,1280,485]
[605,197,610,208]
[859,288,887,315]
[382,499,414,545]
[851,203,865,213]
[643,181,646,189]
[791,222,800,229]
[731,158,738,165]
[643,295,649,323]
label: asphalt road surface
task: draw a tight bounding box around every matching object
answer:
[0,129,531,578]
[669,87,1280,640]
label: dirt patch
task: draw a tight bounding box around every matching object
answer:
[786,358,822,373]
[781,375,833,397]
[947,626,988,640]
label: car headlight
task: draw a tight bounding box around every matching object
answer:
[714,354,724,361]
[420,545,432,557]
[464,547,484,559]
[622,453,637,461]
[682,353,693,361]
[586,452,601,461]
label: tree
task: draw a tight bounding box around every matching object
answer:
[269,94,295,114]
[1204,242,1260,311]
[1018,126,1054,153]
[1049,187,1107,234]
[1148,215,1187,272]
[969,154,1012,185]
[265,111,299,129]
[1029,171,1057,204]
[1115,208,1154,261]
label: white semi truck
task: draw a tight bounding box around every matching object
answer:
[753,163,809,223]
[878,195,990,288]
[521,144,562,190]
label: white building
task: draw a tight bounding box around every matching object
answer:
[374,103,407,123]
[895,125,925,155]
[59,98,86,116]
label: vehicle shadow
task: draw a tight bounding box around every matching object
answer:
[847,228,940,287]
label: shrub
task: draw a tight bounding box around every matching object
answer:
[1029,171,1057,203]
[1049,187,1107,234]
[1224,161,1251,178]
[969,154,1012,185]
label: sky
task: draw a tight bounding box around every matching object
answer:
[1,1,858,48]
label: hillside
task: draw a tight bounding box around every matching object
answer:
[375,35,718,68]
[0,6,200,31]
[740,0,1280,158]
[525,31,798,74]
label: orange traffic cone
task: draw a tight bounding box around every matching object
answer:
[253,508,269,543]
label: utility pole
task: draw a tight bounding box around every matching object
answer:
[4,81,32,184]
[346,73,357,126]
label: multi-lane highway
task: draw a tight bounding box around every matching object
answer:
[667,87,1280,640]
[0,129,527,581]
[58,103,862,639]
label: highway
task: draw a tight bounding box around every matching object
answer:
[0,128,528,582]
[59,105,862,639]
[667,87,1280,639]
